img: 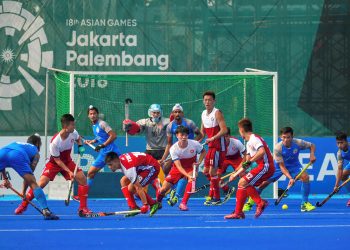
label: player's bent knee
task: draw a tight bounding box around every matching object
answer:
[238,178,248,187]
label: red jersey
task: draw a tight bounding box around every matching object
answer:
[49,130,79,164]
[119,152,160,183]
[201,107,225,150]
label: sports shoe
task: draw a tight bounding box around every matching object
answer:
[167,195,178,207]
[42,208,59,220]
[224,212,245,219]
[150,202,162,217]
[243,197,255,212]
[346,199,350,207]
[210,198,222,206]
[14,202,28,215]
[78,207,93,217]
[255,199,268,218]
[169,189,176,201]
[205,196,212,201]
[179,203,189,211]
[300,202,316,212]
[204,199,212,206]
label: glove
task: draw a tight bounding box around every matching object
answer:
[95,144,105,152]
[78,145,85,156]
[122,122,132,132]
[140,204,150,214]
[242,161,252,169]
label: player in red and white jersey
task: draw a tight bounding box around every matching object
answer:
[201,91,227,205]
[105,151,160,216]
[225,118,275,219]
[218,128,246,193]
[15,114,92,217]
[152,126,206,213]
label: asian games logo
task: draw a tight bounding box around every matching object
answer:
[0,1,53,110]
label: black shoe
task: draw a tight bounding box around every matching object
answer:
[42,208,59,220]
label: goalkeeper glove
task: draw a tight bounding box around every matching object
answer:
[242,161,252,169]
[95,144,105,152]
[78,145,85,156]
[140,204,150,214]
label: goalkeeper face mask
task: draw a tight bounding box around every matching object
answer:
[148,104,162,123]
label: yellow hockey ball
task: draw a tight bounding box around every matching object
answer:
[282,204,288,210]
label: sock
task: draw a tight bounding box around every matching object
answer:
[145,192,156,206]
[204,172,211,181]
[87,178,94,187]
[211,176,220,200]
[78,185,89,209]
[33,187,48,210]
[235,186,247,214]
[152,178,161,191]
[204,172,213,198]
[246,186,262,205]
[121,186,137,209]
[176,178,187,197]
[222,184,229,193]
[301,181,310,204]
[23,189,35,206]
[181,181,193,205]
[157,189,165,203]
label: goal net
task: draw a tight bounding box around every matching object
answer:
[45,69,278,198]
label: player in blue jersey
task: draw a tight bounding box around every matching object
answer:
[243,126,317,212]
[334,131,350,207]
[0,134,59,220]
[159,104,203,206]
[84,105,121,187]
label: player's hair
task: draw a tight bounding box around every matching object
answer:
[335,131,347,141]
[87,105,99,114]
[226,127,231,135]
[280,127,294,135]
[202,91,216,100]
[61,114,75,127]
[105,151,119,163]
[27,133,42,149]
[238,118,253,132]
[175,125,190,135]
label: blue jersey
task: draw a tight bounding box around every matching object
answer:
[91,119,121,168]
[4,142,38,163]
[337,146,350,169]
[0,142,38,177]
[274,138,312,170]
[166,118,198,142]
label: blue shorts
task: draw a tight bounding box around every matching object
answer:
[0,148,33,177]
[268,165,302,183]
[92,144,121,168]
[343,161,350,171]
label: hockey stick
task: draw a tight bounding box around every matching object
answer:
[125,98,133,147]
[193,171,233,193]
[79,209,141,218]
[65,155,81,206]
[275,162,312,206]
[316,177,350,207]
[4,185,44,215]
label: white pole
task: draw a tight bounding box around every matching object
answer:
[69,72,75,116]
[44,70,49,161]
[272,72,279,199]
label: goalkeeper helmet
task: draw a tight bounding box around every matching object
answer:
[148,104,162,123]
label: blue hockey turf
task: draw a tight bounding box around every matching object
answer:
[0,197,349,250]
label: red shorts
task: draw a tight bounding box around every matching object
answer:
[42,161,82,181]
[218,157,243,175]
[204,148,226,169]
[165,165,192,185]
[243,162,275,187]
[138,166,160,187]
